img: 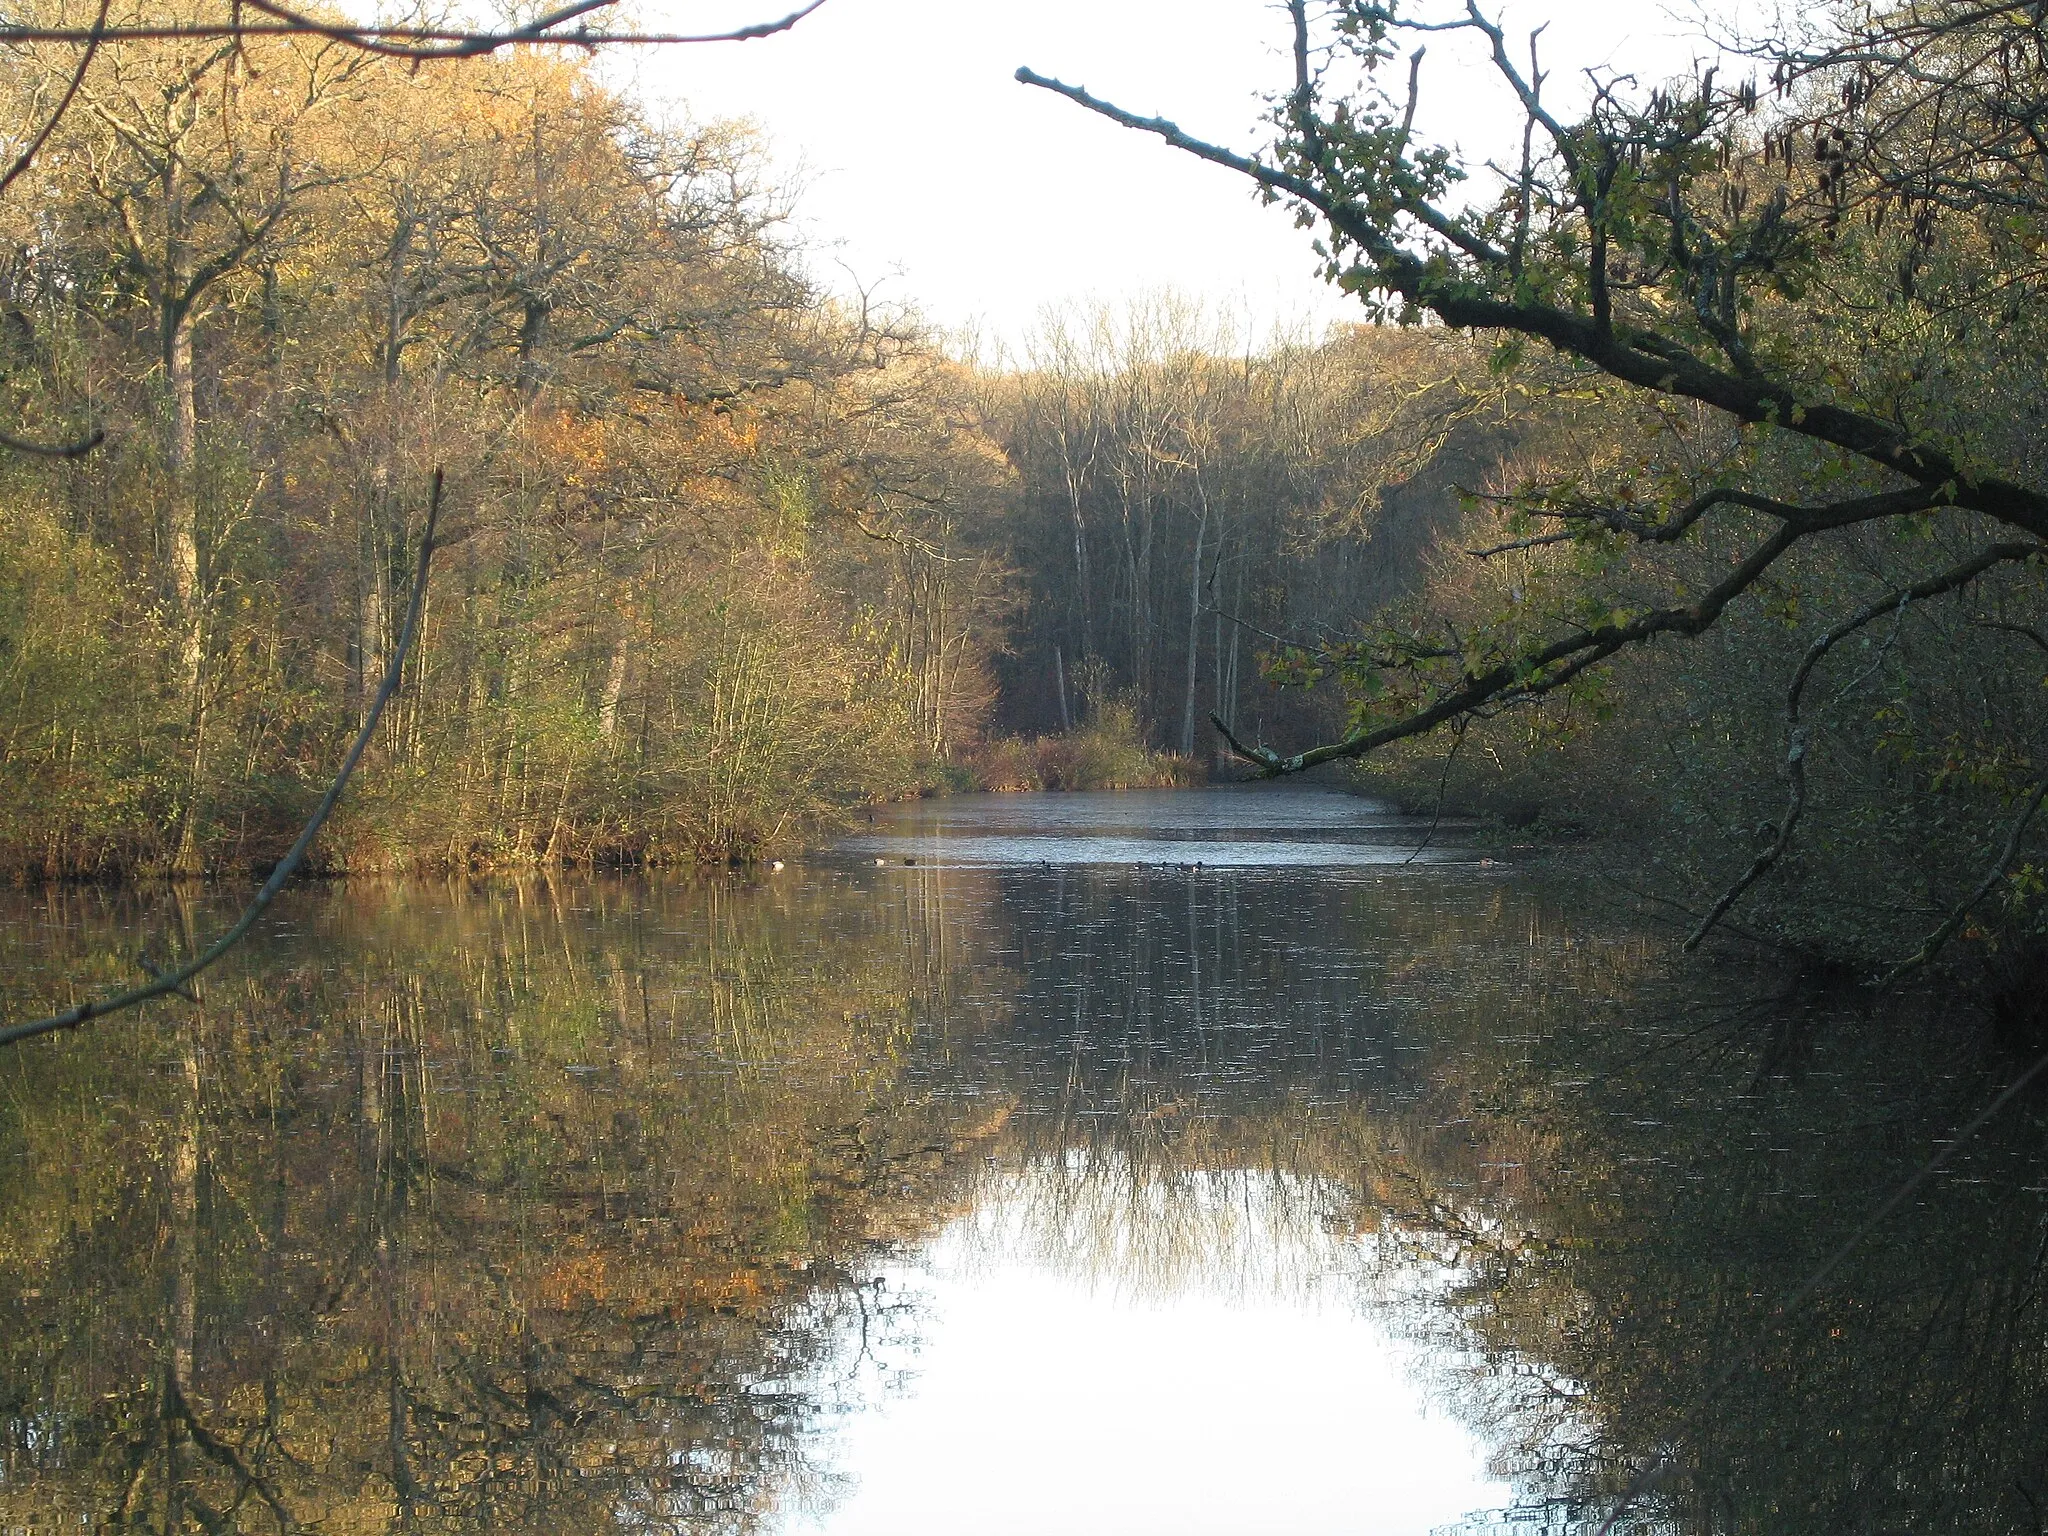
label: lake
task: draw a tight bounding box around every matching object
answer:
[2,786,2043,1533]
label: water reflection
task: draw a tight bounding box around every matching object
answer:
[839,785,1476,867]
[1,877,971,1533]
[0,788,2043,1534]
[810,1163,1507,1536]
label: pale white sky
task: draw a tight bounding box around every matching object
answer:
[609,1,1747,351]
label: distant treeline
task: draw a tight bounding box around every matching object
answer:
[983,304,1488,758]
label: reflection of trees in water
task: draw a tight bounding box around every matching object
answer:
[945,1156,1365,1308]
[905,864,2048,1535]
[6,861,2046,1534]
[1324,961,2048,1534]
[0,876,1004,1533]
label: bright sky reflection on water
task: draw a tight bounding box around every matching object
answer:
[778,789,1511,1536]
[793,1166,1510,1536]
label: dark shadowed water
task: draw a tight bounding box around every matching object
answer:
[1,787,2044,1533]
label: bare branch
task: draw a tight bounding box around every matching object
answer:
[1975,619,2048,657]
[0,471,443,1051]
[1210,485,1946,777]
[1209,710,1283,772]
[0,0,832,56]
[1888,766,2048,983]
[1466,528,1577,558]
[0,424,105,457]
[1200,600,1341,663]
[1686,541,2045,950]
[1015,68,1323,205]
[1471,483,1859,556]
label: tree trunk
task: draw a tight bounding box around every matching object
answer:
[172,693,210,873]
[164,310,202,694]
[356,491,389,727]
[165,450,205,873]
[1221,555,1244,748]
[161,153,208,872]
[516,295,549,397]
[599,630,630,744]
[1061,439,1094,660]
[164,1014,202,1526]
[1180,492,1208,755]
[359,231,411,725]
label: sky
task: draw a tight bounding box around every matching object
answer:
[609,1,1746,354]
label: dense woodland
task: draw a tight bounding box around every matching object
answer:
[1,0,2047,999]
[0,21,1032,876]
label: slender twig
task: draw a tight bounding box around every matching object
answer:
[1977,619,2048,657]
[1467,528,1578,558]
[1885,766,2048,985]
[0,471,442,1050]
[1199,600,1340,662]
[1687,544,2042,950]
[1403,716,1467,865]
[0,0,109,199]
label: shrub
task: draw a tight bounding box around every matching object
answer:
[966,701,1198,792]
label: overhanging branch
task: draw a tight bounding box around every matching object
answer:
[1019,38,2048,543]
[0,0,832,56]
[1212,487,1944,778]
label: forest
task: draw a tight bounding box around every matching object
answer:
[0,0,2045,1006]
[7,6,2048,1532]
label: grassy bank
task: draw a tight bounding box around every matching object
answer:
[965,703,1199,792]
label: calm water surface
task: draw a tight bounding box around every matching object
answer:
[2,787,2044,1533]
